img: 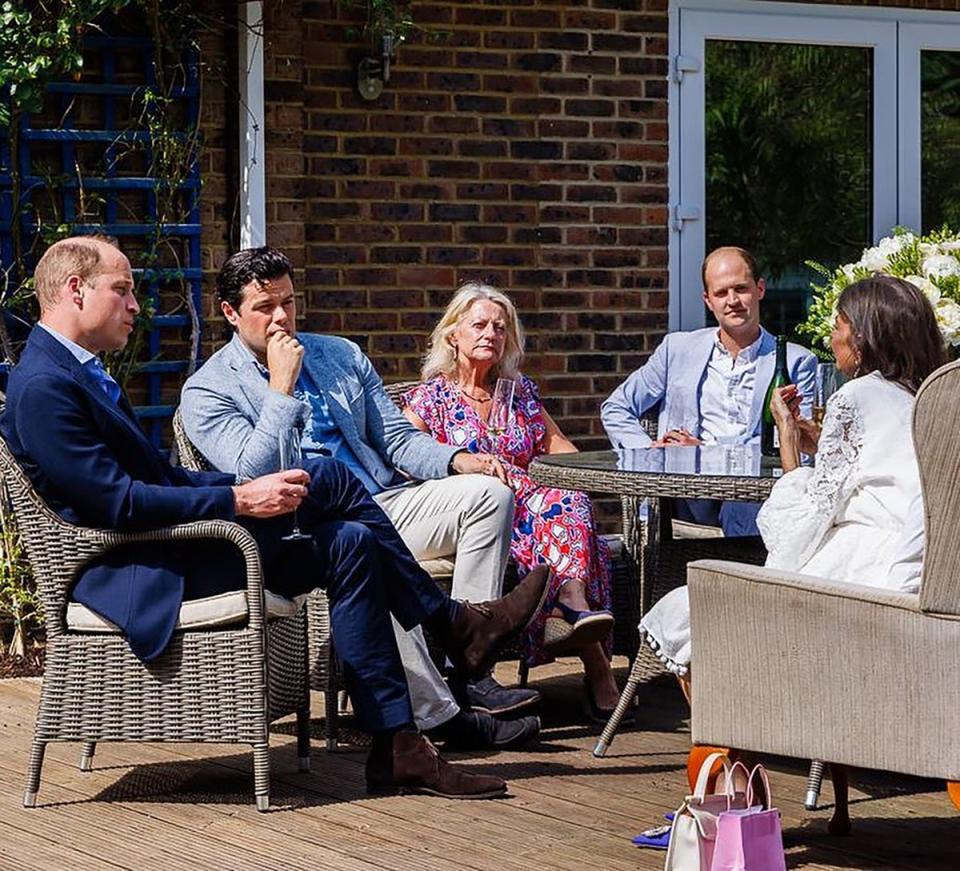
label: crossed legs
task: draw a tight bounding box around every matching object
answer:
[248,457,452,732]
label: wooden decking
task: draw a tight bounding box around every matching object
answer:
[0,659,956,870]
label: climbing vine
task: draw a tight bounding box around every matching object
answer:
[0,1,216,377]
[0,0,217,659]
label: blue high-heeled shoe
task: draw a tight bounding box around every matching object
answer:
[543,601,614,653]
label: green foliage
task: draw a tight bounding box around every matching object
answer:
[0,1,130,126]
[1,0,209,381]
[705,41,872,282]
[0,493,39,658]
[338,0,439,47]
[921,51,960,233]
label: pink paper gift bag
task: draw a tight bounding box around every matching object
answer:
[710,765,787,871]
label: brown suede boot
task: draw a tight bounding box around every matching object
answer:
[366,732,507,799]
[442,565,551,676]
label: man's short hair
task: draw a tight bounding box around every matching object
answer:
[34,235,119,311]
[216,247,293,314]
[701,246,760,292]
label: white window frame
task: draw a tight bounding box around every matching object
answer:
[669,0,960,331]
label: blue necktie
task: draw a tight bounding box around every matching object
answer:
[84,358,122,405]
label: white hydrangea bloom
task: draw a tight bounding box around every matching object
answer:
[935,298,960,345]
[904,274,940,304]
[922,253,960,279]
[859,245,888,272]
[805,227,960,350]
[878,233,912,256]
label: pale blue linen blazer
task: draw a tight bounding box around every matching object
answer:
[600,327,818,537]
[180,332,460,484]
[601,327,818,449]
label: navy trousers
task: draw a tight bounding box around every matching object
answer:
[183,457,449,732]
[676,498,761,537]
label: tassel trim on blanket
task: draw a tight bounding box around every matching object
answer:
[638,627,689,677]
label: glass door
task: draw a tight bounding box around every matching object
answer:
[672,6,898,333]
[899,25,960,234]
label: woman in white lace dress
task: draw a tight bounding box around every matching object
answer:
[639,275,947,696]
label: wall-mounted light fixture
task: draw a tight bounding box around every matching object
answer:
[356,32,396,101]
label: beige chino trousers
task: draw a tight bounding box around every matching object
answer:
[373,474,514,729]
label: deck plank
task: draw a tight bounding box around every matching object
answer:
[0,660,957,870]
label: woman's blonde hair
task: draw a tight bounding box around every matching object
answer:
[421,282,525,382]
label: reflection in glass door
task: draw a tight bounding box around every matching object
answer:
[672,5,899,332]
[899,24,960,234]
[704,41,873,339]
[921,50,960,233]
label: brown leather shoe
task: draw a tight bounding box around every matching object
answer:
[443,565,551,676]
[366,732,507,799]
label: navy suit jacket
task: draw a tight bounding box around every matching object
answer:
[0,327,237,661]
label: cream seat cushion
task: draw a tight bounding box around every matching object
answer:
[66,590,307,633]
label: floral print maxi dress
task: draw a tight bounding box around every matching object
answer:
[404,374,613,666]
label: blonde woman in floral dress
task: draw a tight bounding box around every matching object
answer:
[403,283,622,718]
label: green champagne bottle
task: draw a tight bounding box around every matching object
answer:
[761,335,791,457]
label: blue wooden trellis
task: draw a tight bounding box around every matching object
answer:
[0,31,203,448]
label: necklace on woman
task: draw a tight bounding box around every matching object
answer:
[456,383,492,403]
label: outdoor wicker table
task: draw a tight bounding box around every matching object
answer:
[529,444,782,756]
[528,444,781,503]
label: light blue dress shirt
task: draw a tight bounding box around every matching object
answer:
[295,366,382,495]
[38,322,95,365]
[233,338,382,495]
[38,323,122,404]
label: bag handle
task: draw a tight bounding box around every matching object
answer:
[745,763,774,809]
[692,751,734,799]
[718,760,750,796]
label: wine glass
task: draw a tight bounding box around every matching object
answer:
[278,430,311,542]
[665,393,700,444]
[814,363,840,426]
[486,377,516,440]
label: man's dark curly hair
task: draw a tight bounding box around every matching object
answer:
[216,246,293,316]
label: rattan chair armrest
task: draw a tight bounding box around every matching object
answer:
[91,520,269,626]
[687,559,923,613]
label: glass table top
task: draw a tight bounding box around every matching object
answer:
[533,445,784,479]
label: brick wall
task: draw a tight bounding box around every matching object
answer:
[296,0,670,450]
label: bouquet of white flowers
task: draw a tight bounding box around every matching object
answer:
[799,227,960,354]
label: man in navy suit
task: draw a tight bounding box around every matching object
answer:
[0,235,549,799]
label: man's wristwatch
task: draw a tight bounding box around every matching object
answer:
[447,450,465,475]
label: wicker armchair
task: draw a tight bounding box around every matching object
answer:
[687,358,960,828]
[0,436,310,812]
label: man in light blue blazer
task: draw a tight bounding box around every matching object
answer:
[181,247,539,751]
[601,246,817,536]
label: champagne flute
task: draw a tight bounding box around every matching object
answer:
[486,377,516,440]
[278,430,311,542]
[813,362,840,426]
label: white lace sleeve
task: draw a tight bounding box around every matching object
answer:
[757,389,864,571]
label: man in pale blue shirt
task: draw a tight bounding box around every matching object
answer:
[601,247,817,535]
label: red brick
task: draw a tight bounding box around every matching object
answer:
[397,267,456,287]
